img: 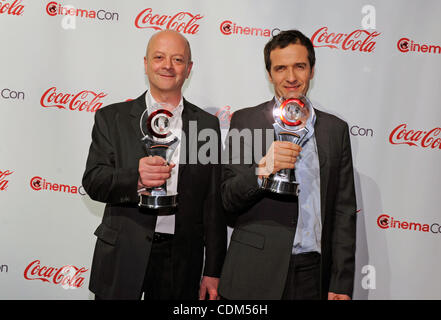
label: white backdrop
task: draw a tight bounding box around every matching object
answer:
[1,0,440,300]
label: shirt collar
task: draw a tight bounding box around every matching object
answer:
[146,91,184,117]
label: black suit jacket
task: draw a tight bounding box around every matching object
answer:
[218,99,356,300]
[82,92,227,299]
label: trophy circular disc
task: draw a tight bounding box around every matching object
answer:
[279,98,305,127]
[147,109,173,139]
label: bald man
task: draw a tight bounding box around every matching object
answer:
[83,30,227,300]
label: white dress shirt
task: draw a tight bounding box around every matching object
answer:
[145,91,183,234]
[268,97,322,254]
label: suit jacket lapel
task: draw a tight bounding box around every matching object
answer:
[130,91,149,159]
[263,98,276,130]
[130,91,148,137]
[178,98,197,188]
[314,109,330,223]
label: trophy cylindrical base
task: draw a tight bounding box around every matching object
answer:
[138,194,178,209]
[261,177,299,196]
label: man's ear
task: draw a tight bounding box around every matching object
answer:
[310,66,315,80]
[186,61,193,79]
[267,70,273,84]
[143,56,148,74]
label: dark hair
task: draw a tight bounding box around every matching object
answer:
[264,30,316,72]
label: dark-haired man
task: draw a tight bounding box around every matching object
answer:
[219,30,356,300]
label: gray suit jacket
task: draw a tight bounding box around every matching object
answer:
[218,99,356,300]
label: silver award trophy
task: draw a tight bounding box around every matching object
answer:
[260,95,311,196]
[138,107,179,209]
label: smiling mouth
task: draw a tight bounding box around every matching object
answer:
[285,80,301,87]
[285,84,301,90]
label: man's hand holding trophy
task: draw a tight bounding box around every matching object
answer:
[259,94,313,196]
[138,105,180,209]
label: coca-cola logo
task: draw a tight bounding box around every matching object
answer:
[134,8,203,34]
[30,176,86,195]
[40,87,107,112]
[311,26,381,52]
[24,260,88,289]
[0,170,13,191]
[0,0,24,16]
[389,124,441,150]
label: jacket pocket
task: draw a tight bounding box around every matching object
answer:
[231,228,265,250]
[94,223,119,246]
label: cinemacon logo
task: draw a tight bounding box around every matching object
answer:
[24,260,88,289]
[311,26,381,52]
[1,88,25,100]
[397,37,440,55]
[377,214,441,234]
[389,124,441,150]
[220,20,280,38]
[45,1,119,21]
[135,8,203,34]
[30,176,86,195]
[40,87,107,112]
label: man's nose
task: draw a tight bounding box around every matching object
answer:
[286,68,297,83]
[162,57,173,69]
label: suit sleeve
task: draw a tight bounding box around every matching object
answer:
[202,119,227,277]
[329,123,357,297]
[221,111,265,214]
[82,109,139,204]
